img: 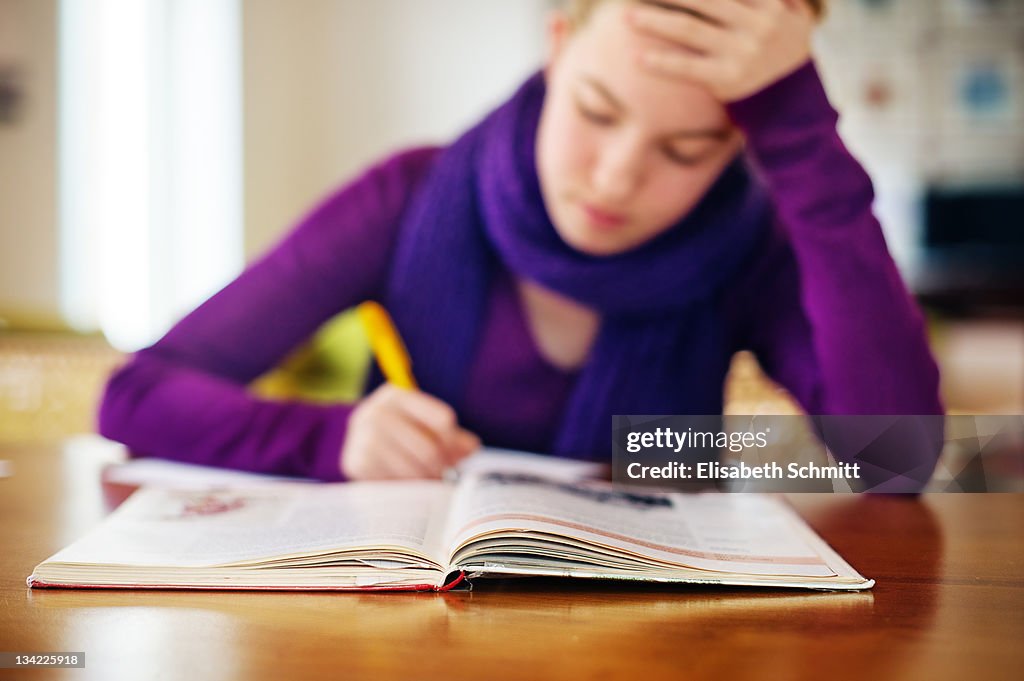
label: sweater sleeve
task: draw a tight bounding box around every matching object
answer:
[97,147,440,481]
[724,62,944,490]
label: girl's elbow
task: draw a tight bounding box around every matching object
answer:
[96,353,162,443]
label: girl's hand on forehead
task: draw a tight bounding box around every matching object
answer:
[626,0,816,102]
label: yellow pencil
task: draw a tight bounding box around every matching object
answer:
[357,301,418,390]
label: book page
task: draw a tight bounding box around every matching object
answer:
[45,481,452,568]
[455,447,606,481]
[443,472,835,577]
[102,458,313,488]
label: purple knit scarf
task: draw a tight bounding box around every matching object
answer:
[380,73,773,460]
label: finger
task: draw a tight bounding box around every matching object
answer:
[377,428,442,479]
[442,428,481,466]
[348,442,423,480]
[741,0,813,23]
[629,4,729,55]
[380,454,431,480]
[385,411,449,473]
[391,390,460,446]
[380,415,448,478]
[458,429,481,454]
[637,48,723,86]
[636,0,759,30]
[780,0,816,19]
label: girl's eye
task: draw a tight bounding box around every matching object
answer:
[662,146,705,167]
[576,102,616,127]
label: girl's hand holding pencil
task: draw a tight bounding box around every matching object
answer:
[340,303,480,480]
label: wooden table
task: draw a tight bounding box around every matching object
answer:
[1,438,1022,681]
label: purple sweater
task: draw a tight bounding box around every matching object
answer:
[97,64,943,482]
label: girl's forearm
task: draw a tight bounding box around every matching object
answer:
[98,353,352,480]
[728,61,943,416]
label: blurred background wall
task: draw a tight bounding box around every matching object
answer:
[0,0,59,328]
[0,0,1022,442]
[242,0,550,257]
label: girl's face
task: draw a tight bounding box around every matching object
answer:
[536,3,743,257]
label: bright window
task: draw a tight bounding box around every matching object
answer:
[59,0,243,351]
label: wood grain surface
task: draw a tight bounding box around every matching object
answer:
[1,438,1021,681]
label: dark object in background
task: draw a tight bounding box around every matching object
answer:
[925,186,1024,260]
[0,66,23,124]
[912,185,1024,313]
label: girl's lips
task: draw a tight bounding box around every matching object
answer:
[581,202,627,229]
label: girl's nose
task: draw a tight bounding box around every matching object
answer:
[591,135,644,204]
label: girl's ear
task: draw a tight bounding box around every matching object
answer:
[544,10,573,81]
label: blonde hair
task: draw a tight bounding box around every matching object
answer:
[567,0,826,26]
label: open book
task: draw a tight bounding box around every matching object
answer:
[29,451,873,592]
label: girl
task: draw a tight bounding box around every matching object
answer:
[99,0,943,485]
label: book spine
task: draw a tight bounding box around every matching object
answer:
[27,576,456,593]
[435,570,467,592]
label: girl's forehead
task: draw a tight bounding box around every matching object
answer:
[559,4,729,132]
